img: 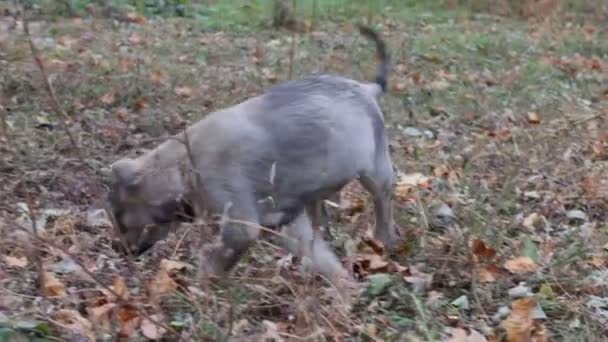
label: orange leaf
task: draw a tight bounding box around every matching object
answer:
[117,306,141,338]
[478,267,497,283]
[502,297,537,342]
[2,255,28,268]
[504,257,537,274]
[472,239,497,261]
[42,272,67,297]
[126,12,147,24]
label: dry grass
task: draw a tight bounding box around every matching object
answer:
[1,1,608,341]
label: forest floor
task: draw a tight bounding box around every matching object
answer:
[1,2,608,341]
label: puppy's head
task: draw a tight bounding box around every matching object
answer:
[107,159,191,254]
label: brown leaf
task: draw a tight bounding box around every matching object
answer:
[160,259,191,273]
[402,267,433,292]
[478,266,497,283]
[502,297,537,342]
[119,57,136,72]
[141,314,167,340]
[391,81,407,92]
[174,86,193,98]
[100,91,116,105]
[252,44,263,65]
[42,272,67,297]
[101,276,129,302]
[87,303,116,331]
[504,257,537,274]
[149,70,168,86]
[128,33,143,45]
[54,309,95,342]
[134,97,149,111]
[149,268,178,298]
[117,306,141,338]
[522,213,544,231]
[527,112,541,124]
[361,236,385,255]
[126,12,147,24]
[2,255,28,268]
[472,239,497,261]
[448,327,488,342]
[261,68,277,82]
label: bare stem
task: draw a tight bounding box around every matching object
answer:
[20,2,83,161]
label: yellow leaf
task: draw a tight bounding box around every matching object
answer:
[42,272,67,297]
[2,255,28,268]
[504,257,537,274]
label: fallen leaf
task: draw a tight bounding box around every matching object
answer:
[448,327,488,342]
[87,303,116,331]
[42,272,67,297]
[117,306,141,338]
[128,33,143,45]
[504,257,537,274]
[174,86,193,98]
[149,269,178,298]
[478,267,497,283]
[472,239,497,261]
[160,259,191,273]
[126,12,147,24]
[527,112,541,124]
[2,255,28,268]
[100,92,115,105]
[391,81,407,92]
[134,97,149,111]
[54,309,95,342]
[502,297,537,342]
[149,70,168,86]
[261,68,277,82]
[361,235,385,255]
[522,213,544,231]
[403,267,433,292]
[119,57,136,72]
[141,314,167,340]
[101,276,129,302]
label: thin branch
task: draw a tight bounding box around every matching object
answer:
[20,2,82,161]
[287,0,298,79]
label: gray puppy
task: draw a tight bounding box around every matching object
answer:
[107,25,397,283]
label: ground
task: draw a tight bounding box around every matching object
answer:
[1,1,608,341]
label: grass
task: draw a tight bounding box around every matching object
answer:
[1,0,608,340]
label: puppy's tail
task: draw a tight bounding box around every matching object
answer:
[358,24,389,93]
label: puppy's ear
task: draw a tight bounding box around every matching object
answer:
[111,159,143,188]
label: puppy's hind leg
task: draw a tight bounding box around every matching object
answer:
[359,151,398,250]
